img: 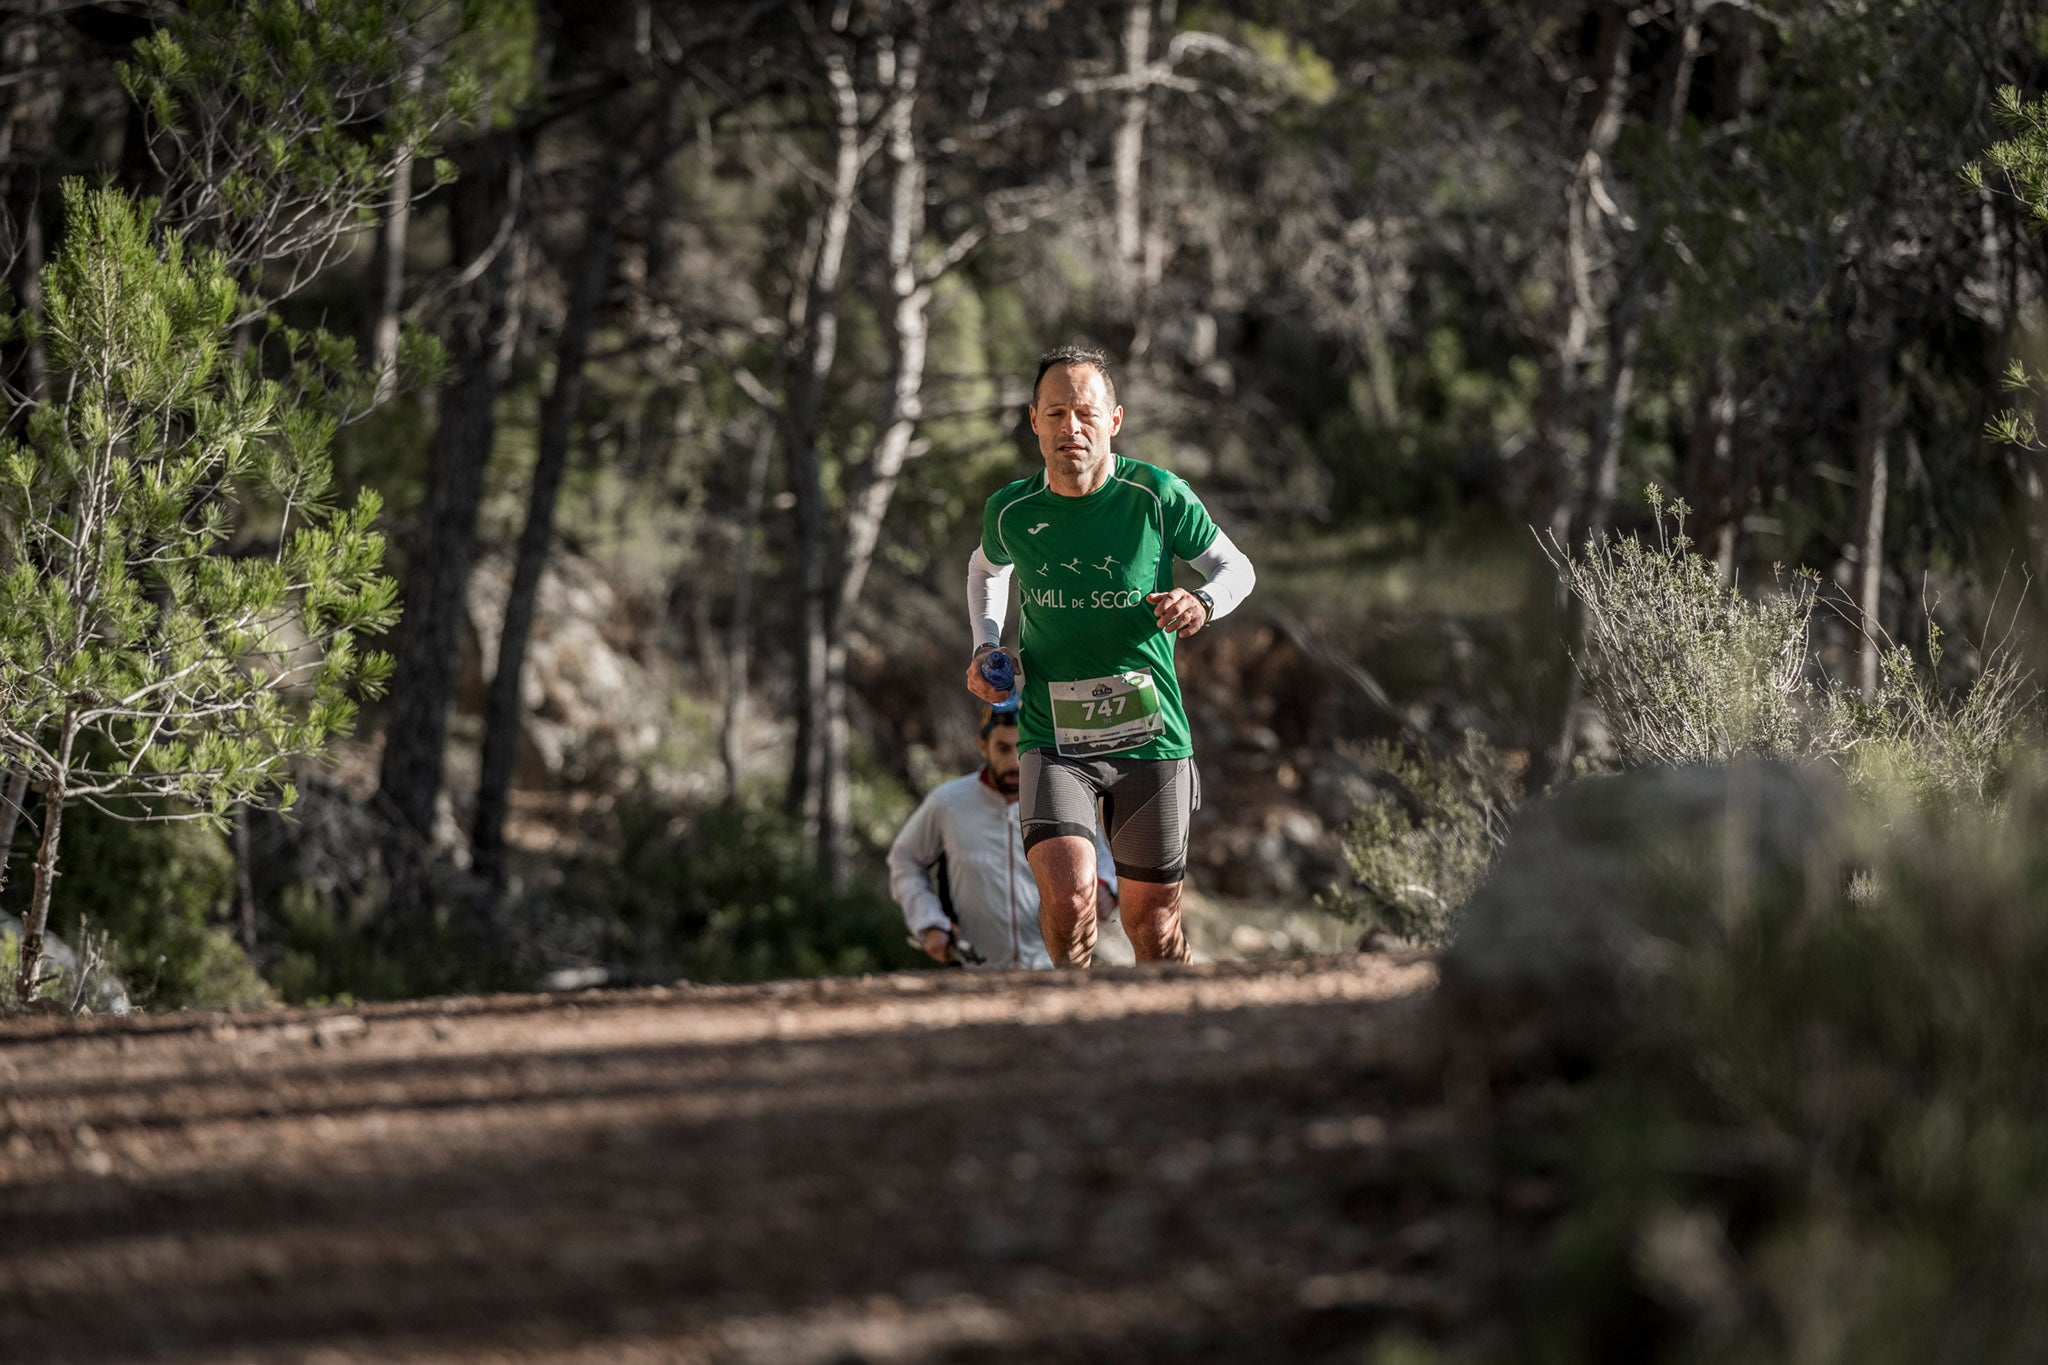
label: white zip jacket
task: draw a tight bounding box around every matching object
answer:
[888,770,1117,970]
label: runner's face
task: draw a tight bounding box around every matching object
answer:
[1029,364,1121,483]
[979,726,1021,795]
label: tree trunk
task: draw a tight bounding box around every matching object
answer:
[721,413,776,802]
[1530,1,1631,547]
[1536,267,1639,787]
[817,22,932,888]
[818,635,853,885]
[1682,8,1749,581]
[11,725,70,1006]
[783,33,865,844]
[0,767,27,880]
[471,153,625,891]
[0,0,56,419]
[1530,2,1634,787]
[1539,7,1708,785]
[1850,320,1893,700]
[362,63,425,407]
[1579,4,1701,546]
[1577,5,1702,550]
[0,11,52,832]
[377,130,527,849]
[0,5,46,919]
[0,203,42,414]
[1107,0,1152,353]
[1577,270,1646,549]
[233,805,258,952]
[1682,355,1740,581]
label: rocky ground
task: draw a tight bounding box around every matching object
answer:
[0,953,1547,1365]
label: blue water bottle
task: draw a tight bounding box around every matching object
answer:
[980,649,1017,709]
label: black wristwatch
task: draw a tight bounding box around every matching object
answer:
[1193,588,1215,620]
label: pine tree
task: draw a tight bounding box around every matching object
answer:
[1971,86,2048,460]
[0,182,398,1005]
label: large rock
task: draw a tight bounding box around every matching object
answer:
[461,552,669,787]
[1440,761,1853,1067]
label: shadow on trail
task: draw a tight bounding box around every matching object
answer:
[2,971,1476,1363]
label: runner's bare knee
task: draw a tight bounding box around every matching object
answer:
[1119,878,1190,963]
[1027,834,1096,912]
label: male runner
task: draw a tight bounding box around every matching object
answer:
[963,345,1256,965]
[887,703,1120,970]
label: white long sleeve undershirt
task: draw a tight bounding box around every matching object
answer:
[966,528,1255,650]
[1189,528,1255,620]
[967,545,1013,651]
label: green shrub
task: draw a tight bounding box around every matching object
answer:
[1328,488,2036,952]
[1817,632,2038,812]
[1329,492,1822,943]
[1322,733,1517,947]
[264,873,528,1005]
[1556,487,2037,801]
[26,808,273,1010]
[234,775,528,1004]
[562,796,917,985]
[1548,487,1818,768]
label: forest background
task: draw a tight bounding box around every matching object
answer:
[3,0,2046,1008]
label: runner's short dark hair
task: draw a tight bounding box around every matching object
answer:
[979,705,1019,738]
[1033,345,1117,407]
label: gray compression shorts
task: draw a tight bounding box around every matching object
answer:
[1018,751,1201,884]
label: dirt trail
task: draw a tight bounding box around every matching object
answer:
[0,955,1467,1364]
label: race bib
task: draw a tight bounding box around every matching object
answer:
[1049,670,1164,757]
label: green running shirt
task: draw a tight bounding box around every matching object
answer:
[981,456,1220,759]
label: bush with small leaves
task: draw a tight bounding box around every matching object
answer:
[1547,488,1819,768]
[1322,734,1517,948]
[1331,489,2037,951]
[562,796,915,985]
[1552,488,2037,804]
[35,807,274,1010]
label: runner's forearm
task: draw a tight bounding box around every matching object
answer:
[967,545,1013,649]
[895,882,950,937]
[887,849,952,935]
[1190,528,1255,619]
[888,803,952,935]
